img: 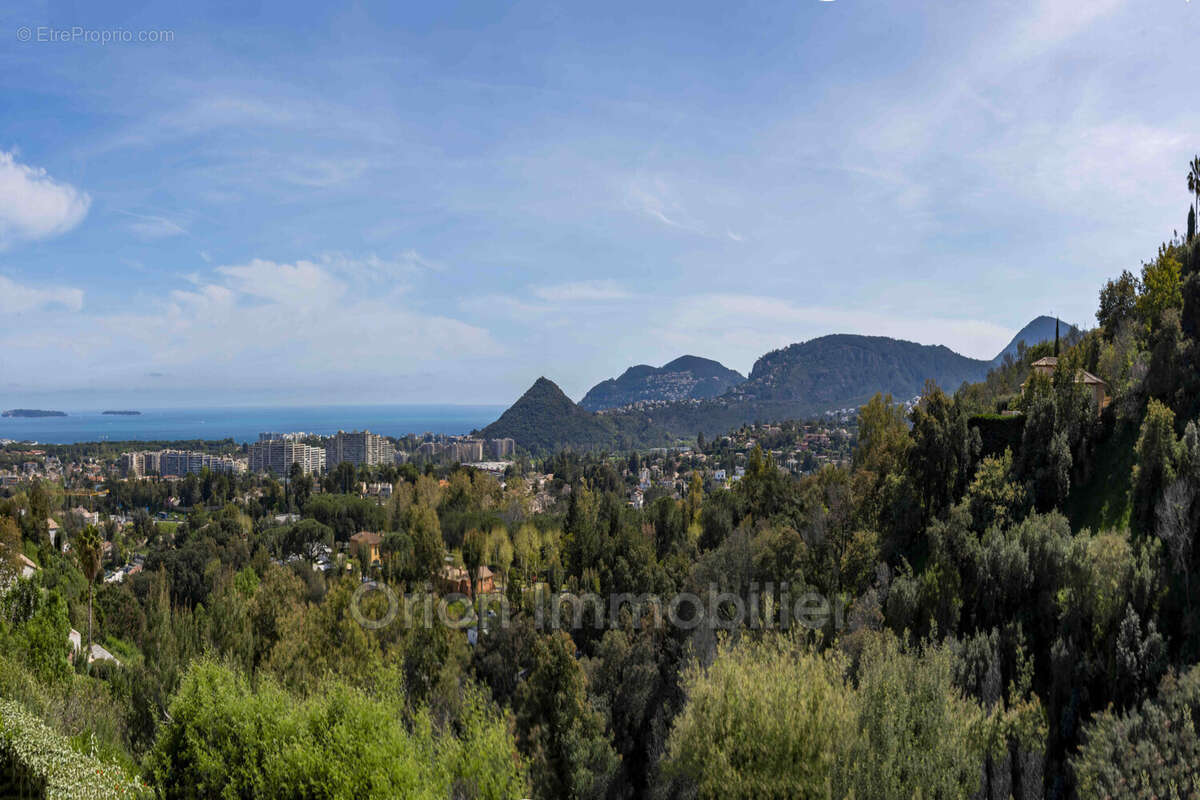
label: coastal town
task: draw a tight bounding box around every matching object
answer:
[0,417,855,589]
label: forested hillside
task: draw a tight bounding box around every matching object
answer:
[579,355,746,411]
[479,376,672,453]
[2,163,1200,799]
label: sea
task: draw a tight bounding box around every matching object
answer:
[0,405,507,445]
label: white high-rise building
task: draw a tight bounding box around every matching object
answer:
[249,439,326,475]
[325,430,394,468]
[122,449,241,477]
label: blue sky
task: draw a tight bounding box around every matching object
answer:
[1,0,1198,408]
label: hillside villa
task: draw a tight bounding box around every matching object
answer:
[441,564,495,597]
[349,531,382,567]
[1028,356,1109,411]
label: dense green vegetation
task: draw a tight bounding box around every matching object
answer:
[0,698,148,799]
[3,162,1200,799]
[148,661,525,799]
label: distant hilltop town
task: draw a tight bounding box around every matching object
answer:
[118,429,517,478]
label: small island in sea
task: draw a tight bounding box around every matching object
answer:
[102,410,142,416]
[2,409,68,418]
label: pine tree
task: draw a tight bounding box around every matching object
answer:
[1188,156,1200,233]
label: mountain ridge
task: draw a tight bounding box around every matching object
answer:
[479,377,671,453]
[486,315,1081,450]
[993,316,1080,364]
[580,354,745,411]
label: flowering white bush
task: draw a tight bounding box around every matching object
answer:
[0,699,150,799]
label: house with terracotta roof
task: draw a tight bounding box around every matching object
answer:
[440,564,495,597]
[1028,356,1109,411]
[349,531,382,566]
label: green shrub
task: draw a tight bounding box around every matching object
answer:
[661,631,989,800]
[1072,664,1200,798]
[148,660,527,800]
[0,698,149,800]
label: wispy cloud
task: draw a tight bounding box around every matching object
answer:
[622,173,700,232]
[317,251,442,283]
[0,151,90,249]
[0,274,84,313]
[1007,0,1128,62]
[533,280,630,303]
[121,211,188,240]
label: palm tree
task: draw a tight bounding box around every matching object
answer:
[76,525,104,663]
[1188,156,1200,234]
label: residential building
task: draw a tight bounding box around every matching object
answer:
[1028,356,1110,411]
[325,430,395,468]
[349,530,383,566]
[121,449,241,477]
[630,489,644,509]
[444,439,485,463]
[416,441,442,460]
[440,564,495,596]
[250,439,326,475]
[463,461,510,477]
[488,438,515,459]
[258,431,310,442]
[158,449,241,476]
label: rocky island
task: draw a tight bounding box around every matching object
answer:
[2,409,67,418]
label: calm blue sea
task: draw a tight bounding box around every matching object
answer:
[0,405,506,445]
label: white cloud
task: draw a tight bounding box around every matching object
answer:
[533,280,630,303]
[217,259,346,307]
[0,274,84,313]
[0,255,501,399]
[0,151,91,248]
